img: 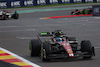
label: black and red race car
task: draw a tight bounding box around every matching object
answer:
[0,10,19,20]
[71,8,92,15]
[29,30,95,61]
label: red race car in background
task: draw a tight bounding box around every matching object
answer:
[29,30,95,61]
[0,10,19,20]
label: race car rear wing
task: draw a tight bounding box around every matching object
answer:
[39,32,53,36]
[38,31,65,37]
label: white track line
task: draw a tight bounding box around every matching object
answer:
[16,36,37,39]
[0,47,41,67]
[94,17,100,19]
[16,36,51,39]
[0,29,36,32]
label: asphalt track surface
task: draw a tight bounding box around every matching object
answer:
[0,4,100,67]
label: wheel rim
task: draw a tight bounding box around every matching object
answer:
[41,49,46,60]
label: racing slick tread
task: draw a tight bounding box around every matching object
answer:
[29,39,41,56]
[81,40,93,58]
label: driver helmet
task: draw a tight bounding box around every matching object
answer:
[56,37,63,42]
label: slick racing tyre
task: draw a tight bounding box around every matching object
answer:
[71,11,74,15]
[12,14,19,19]
[12,11,19,19]
[41,42,51,61]
[2,14,7,20]
[29,39,41,56]
[75,9,78,11]
[81,40,94,59]
[88,10,92,14]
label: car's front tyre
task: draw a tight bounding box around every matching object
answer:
[29,39,41,56]
[71,11,74,15]
[81,40,95,59]
[41,42,51,61]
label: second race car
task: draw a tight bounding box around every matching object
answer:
[71,8,92,15]
[29,30,95,61]
[0,10,19,20]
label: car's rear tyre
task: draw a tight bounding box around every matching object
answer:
[81,40,94,59]
[13,14,19,19]
[2,14,7,20]
[29,39,41,56]
[12,11,19,19]
[88,10,92,14]
[41,42,51,61]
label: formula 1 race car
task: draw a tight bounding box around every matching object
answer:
[71,8,92,15]
[29,30,95,61]
[0,10,19,20]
